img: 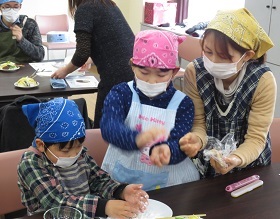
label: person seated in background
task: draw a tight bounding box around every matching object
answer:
[17,98,148,219]
[0,0,44,63]
[180,8,276,178]
[100,30,200,191]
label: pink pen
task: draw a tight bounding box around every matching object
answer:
[225,175,260,192]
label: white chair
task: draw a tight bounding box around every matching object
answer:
[173,35,202,91]
[35,14,76,60]
[269,118,280,163]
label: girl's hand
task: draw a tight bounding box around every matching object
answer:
[150,144,170,167]
[136,127,167,149]
[105,200,139,219]
[122,184,149,213]
[179,132,202,157]
[210,154,242,174]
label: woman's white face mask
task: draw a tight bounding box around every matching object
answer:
[203,53,246,79]
[46,147,83,168]
[135,75,171,98]
[1,8,20,23]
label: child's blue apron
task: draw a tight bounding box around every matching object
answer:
[102,81,199,191]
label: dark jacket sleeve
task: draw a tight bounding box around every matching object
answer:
[18,17,45,62]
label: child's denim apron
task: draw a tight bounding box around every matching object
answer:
[102,81,199,191]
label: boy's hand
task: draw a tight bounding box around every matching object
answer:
[105,200,139,219]
[179,132,202,157]
[150,144,170,167]
[121,184,149,213]
[136,127,167,149]
[210,154,242,175]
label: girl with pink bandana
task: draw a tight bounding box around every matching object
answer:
[101,30,200,191]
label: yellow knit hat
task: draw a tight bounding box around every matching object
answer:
[207,8,274,59]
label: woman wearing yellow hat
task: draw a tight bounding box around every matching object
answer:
[180,8,276,178]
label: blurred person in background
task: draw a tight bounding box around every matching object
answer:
[0,0,44,63]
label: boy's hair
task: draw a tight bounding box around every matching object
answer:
[44,136,85,150]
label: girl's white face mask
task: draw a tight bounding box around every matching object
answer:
[203,53,246,79]
[1,8,20,24]
[46,147,83,168]
[135,75,170,98]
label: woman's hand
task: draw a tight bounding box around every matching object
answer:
[179,132,202,157]
[105,200,140,219]
[51,66,69,79]
[150,144,170,167]
[121,184,149,213]
[210,154,242,174]
[51,61,79,79]
[78,57,93,72]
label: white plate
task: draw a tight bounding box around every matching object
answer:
[14,81,39,89]
[0,66,20,72]
[108,199,172,219]
[137,199,173,219]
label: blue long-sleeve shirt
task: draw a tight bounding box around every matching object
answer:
[100,81,194,164]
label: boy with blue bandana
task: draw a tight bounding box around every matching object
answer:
[17,98,148,219]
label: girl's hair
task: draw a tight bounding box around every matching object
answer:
[44,136,85,150]
[201,29,265,64]
[130,61,173,72]
[68,0,116,18]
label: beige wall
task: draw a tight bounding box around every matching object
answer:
[20,0,143,34]
[115,0,144,34]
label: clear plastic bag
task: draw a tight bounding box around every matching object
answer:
[203,133,237,168]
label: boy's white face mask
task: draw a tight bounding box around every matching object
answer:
[46,147,83,168]
[135,75,170,98]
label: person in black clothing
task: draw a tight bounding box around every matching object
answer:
[52,0,135,128]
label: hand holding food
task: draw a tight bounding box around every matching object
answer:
[16,76,38,87]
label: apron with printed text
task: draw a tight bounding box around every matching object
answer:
[102,81,199,191]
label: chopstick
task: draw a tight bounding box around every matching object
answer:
[30,69,39,79]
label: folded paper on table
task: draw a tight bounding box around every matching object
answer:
[65,76,98,88]
[50,78,67,89]
[29,62,56,73]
